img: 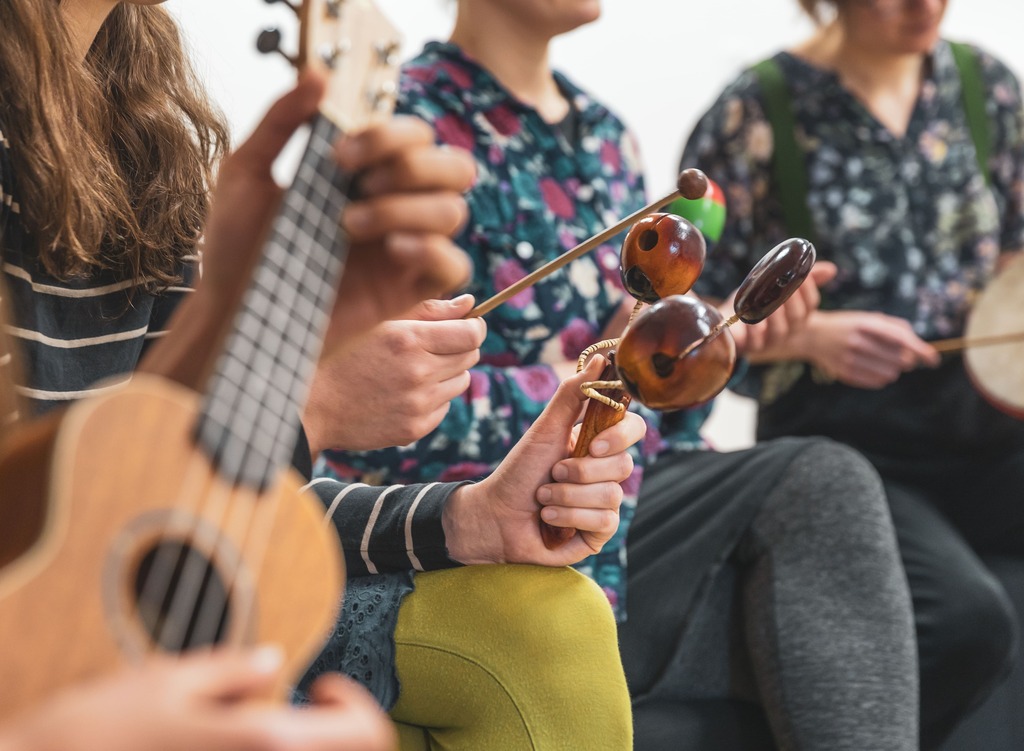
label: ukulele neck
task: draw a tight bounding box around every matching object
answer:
[194,114,350,490]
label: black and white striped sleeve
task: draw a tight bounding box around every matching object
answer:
[305,479,466,577]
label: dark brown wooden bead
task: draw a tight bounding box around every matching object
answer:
[620,213,706,304]
[615,295,736,411]
[734,238,816,324]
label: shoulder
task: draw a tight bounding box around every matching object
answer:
[695,59,781,131]
[945,40,1023,111]
[684,61,774,160]
[397,42,481,120]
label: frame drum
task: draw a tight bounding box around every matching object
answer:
[965,254,1024,418]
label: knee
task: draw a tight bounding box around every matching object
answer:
[482,564,618,640]
[921,570,1019,691]
[918,571,1018,747]
[394,566,632,746]
[755,438,897,556]
[405,564,621,658]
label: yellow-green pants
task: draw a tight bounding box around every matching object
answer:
[390,565,632,750]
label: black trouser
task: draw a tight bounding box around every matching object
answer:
[760,358,1024,749]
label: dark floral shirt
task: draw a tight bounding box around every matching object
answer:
[683,41,1024,402]
[318,42,711,619]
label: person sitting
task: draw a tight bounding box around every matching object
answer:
[0,1,642,748]
[318,0,923,748]
[681,0,1022,745]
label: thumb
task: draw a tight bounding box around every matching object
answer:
[230,70,327,176]
[809,260,838,286]
[533,355,606,435]
[404,294,476,322]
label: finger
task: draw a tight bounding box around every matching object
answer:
[809,260,838,286]
[360,144,477,196]
[844,357,904,388]
[216,682,398,751]
[346,233,472,301]
[407,370,472,412]
[177,646,284,701]
[794,275,820,317]
[548,452,635,486]
[230,71,327,176]
[404,294,476,322]
[334,116,435,172]
[432,362,477,397]
[540,502,620,539]
[903,334,940,367]
[861,324,934,369]
[780,288,807,330]
[762,309,791,344]
[739,320,764,353]
[343,192,469,242]
[582,412,646,457]
[541,355,605,424]
[420,319,487,356]
[919,343,941,368]
[307,673,382,709]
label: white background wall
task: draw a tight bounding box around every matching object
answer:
[166,0,1024,450]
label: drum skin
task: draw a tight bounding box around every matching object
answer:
[964,254,1024,419]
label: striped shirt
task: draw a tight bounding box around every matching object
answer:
[0,124,193,415]
[0,120,460,577]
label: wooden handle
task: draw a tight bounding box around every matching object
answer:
[469,188,682,319]
[540,362,631,550]
[931,330,1024,354]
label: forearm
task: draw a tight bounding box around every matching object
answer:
[309,478,465,576]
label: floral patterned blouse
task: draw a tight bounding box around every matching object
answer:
[318,42,711,620]
[683,40,1024,402]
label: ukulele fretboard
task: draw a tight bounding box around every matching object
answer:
[195,114,349,490]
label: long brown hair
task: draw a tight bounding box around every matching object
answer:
[0,1,229,288]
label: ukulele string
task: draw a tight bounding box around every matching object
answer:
[179,121,354,654]
[209,157,357,650]
[135,447,223,656]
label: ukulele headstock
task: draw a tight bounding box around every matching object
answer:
[260,0,401,131]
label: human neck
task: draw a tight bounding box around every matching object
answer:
[449,8,569,123]
[798,22,925,96]
[61,0,120,62]
[794,22,926,136]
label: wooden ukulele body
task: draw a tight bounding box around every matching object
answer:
[0,376,343,718]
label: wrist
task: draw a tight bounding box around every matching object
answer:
[442,483,499,565]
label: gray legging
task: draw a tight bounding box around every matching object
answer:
[621,438,917,750]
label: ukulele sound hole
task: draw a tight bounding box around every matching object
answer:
[132,541,231,652]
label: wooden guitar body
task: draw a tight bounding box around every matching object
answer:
[0,375,343,719]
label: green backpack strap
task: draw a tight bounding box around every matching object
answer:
[949,41,993,187]
[752,44,993,240]
[751,58,815,243]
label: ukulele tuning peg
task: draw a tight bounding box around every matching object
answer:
[370,80,398,112]
[325,0,344,19]
[263,0,300,14]
[256,28,298,67]
[375,40,401,67]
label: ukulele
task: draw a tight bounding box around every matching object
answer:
[0,0,400,716]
